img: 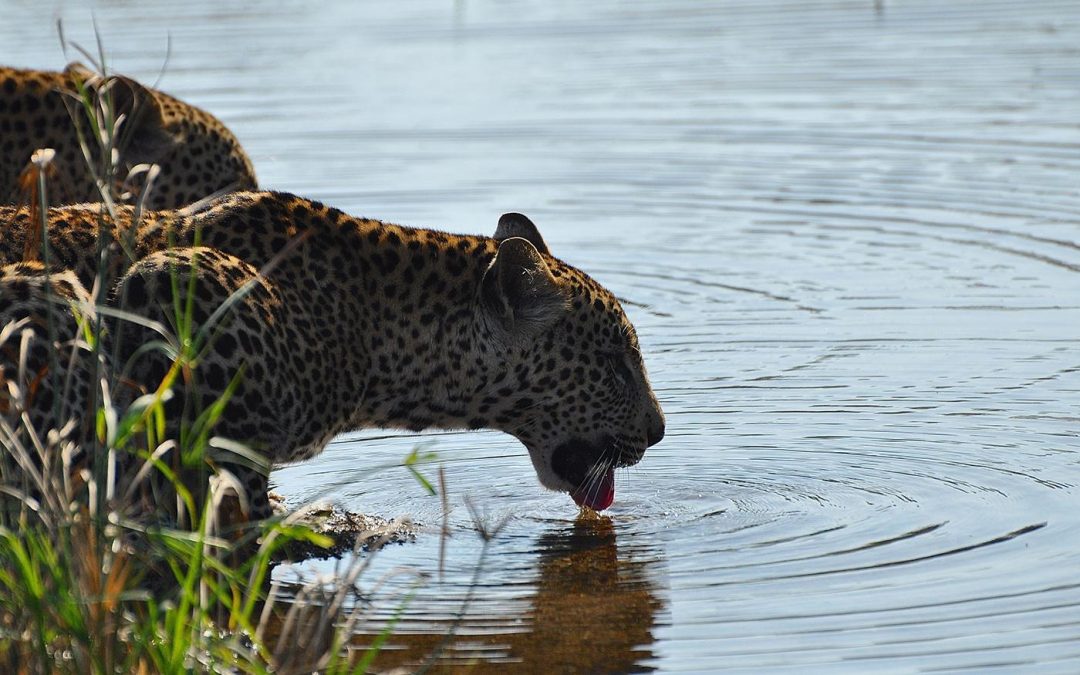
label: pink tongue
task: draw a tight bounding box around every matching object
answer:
[570,467,615,511]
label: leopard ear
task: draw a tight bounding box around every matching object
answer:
[62,63,173,164]
[102,75,174,163]
[494,213,550,256]
[481,237,566,336]
[63,62,96,83]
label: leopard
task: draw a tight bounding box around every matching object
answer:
[0,62,256,209]
[0,191,665,523]
[0,261,98,435]
[0,261,101,515]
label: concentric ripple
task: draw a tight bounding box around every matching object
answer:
[6,0,1080,670]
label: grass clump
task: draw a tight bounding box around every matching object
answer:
[0,41,421,673]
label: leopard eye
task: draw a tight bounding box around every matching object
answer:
[607,353,635,388]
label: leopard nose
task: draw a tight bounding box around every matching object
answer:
[647,423,665,447]
[646,412,665,447]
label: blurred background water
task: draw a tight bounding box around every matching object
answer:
[4,1,1080,671]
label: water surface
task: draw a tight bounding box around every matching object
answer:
[3,1,1080,671]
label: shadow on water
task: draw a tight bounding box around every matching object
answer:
[362,514,665,673]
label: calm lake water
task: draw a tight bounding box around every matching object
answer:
[4,1,1080,671]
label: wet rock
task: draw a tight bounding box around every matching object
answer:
[269,492,417,561]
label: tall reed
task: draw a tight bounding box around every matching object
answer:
[0,42,438,673]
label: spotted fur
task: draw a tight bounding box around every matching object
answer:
[0,191,665,518]
[0,63,256,208]
[0,262,100,513]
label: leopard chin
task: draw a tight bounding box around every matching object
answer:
[550,437,620,511]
